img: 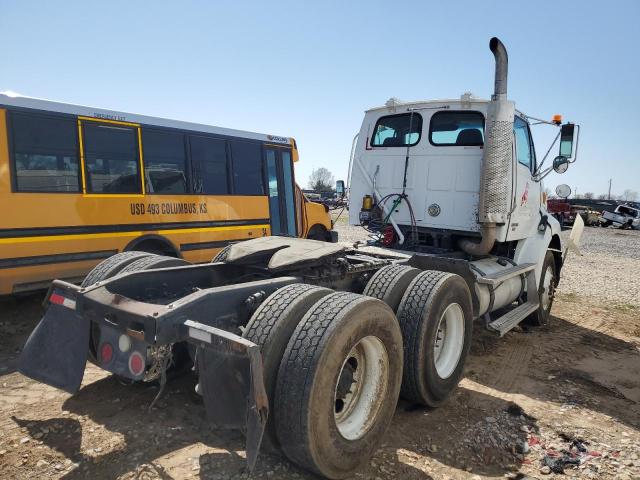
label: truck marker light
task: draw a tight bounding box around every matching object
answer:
[49,292,76,310]
[128,352,145,376]
[100,343,114,365]
[118,334,131,353]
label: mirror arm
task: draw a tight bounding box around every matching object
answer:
[534,130,561,175]
[534,165,554,182]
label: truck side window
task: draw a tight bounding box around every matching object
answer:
[371,113,422,147]
[514,117,535,171]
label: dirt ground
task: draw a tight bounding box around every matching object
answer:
[0,226,639,480]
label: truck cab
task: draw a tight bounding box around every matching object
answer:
[349,97,551,245]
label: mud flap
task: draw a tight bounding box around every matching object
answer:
[18,303,90,394]
[185,320,268,472]
[564,213,584,260]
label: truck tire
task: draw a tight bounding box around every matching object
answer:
[362,264,421,312]
[242,284,333,450]
[397,271,473,407]
[211,244,233,263]
[118,254,189,274]
[82,251,154,362]
[275,292,403,479]
[85,253,190,365]
[81,251,154,287]
[526,251,556,326]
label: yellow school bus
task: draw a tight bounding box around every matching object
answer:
[0,92,334,295]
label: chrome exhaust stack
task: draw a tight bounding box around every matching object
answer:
[459,37,515,256]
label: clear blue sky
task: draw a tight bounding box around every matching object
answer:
[2,1,638,198]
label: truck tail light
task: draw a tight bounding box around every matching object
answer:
[128,351,145,377]
[100,343,114,365]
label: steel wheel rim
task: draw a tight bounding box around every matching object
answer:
[433,303,465,379]
[541,265,555,311]
[334,335,389,441]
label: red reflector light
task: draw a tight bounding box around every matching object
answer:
[49,291,76,309]
[100,343,114,365]
[49,293,65,305]
[128,352,145,377]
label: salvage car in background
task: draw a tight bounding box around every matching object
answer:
[600,204,640,229]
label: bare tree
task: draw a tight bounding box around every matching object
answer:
[622,189,638,202]
[597,193,607,200]
[308,167,335,192]
[584,192,594,199]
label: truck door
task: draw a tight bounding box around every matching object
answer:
[507,117,541,239]
[265,148,297,236]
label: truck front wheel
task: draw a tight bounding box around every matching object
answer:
[275,292,402,479]
[396,271,473,407]
[526,251,556,326]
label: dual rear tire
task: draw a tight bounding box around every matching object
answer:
[243,286,403,479]
[363,265,473,407]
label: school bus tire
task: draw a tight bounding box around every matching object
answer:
[307,224,329,241]
[242,283,333,451]
[275,292,402,479]
[124,235,180,258]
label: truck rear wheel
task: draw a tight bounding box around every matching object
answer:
[211,244,233,262]
[81,251,154,288]
[362,264,421,312]
[275,292,402,479]
[82,251,155,362]
[242,283,333,450]
[84,253,189,365]
[118,254,189,274]
[397,271,472,407]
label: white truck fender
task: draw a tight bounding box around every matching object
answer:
[513,215,563,286]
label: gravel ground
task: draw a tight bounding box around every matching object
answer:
[0,219,638,480]
[559,228,640,308]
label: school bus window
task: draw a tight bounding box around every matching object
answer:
[190,135,229,194]
[83,123,141,194]
[10,112,80,192]
[142,129,188,194]
[231,140,264,195]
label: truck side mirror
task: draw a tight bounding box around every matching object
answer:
[553,156,570,174]
[559,123,575,158]
[555,184,571,199]
[336,180,345,197]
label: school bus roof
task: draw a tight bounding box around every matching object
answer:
[0,91,292,145]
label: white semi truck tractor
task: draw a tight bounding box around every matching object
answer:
[350,37,581,335]
[19,37,583,479]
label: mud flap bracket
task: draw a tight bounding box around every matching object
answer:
[184,320,268,472]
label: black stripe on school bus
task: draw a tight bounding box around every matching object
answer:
[179,239,234,252]
[0,250,118,269]
[0,219,271,239]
